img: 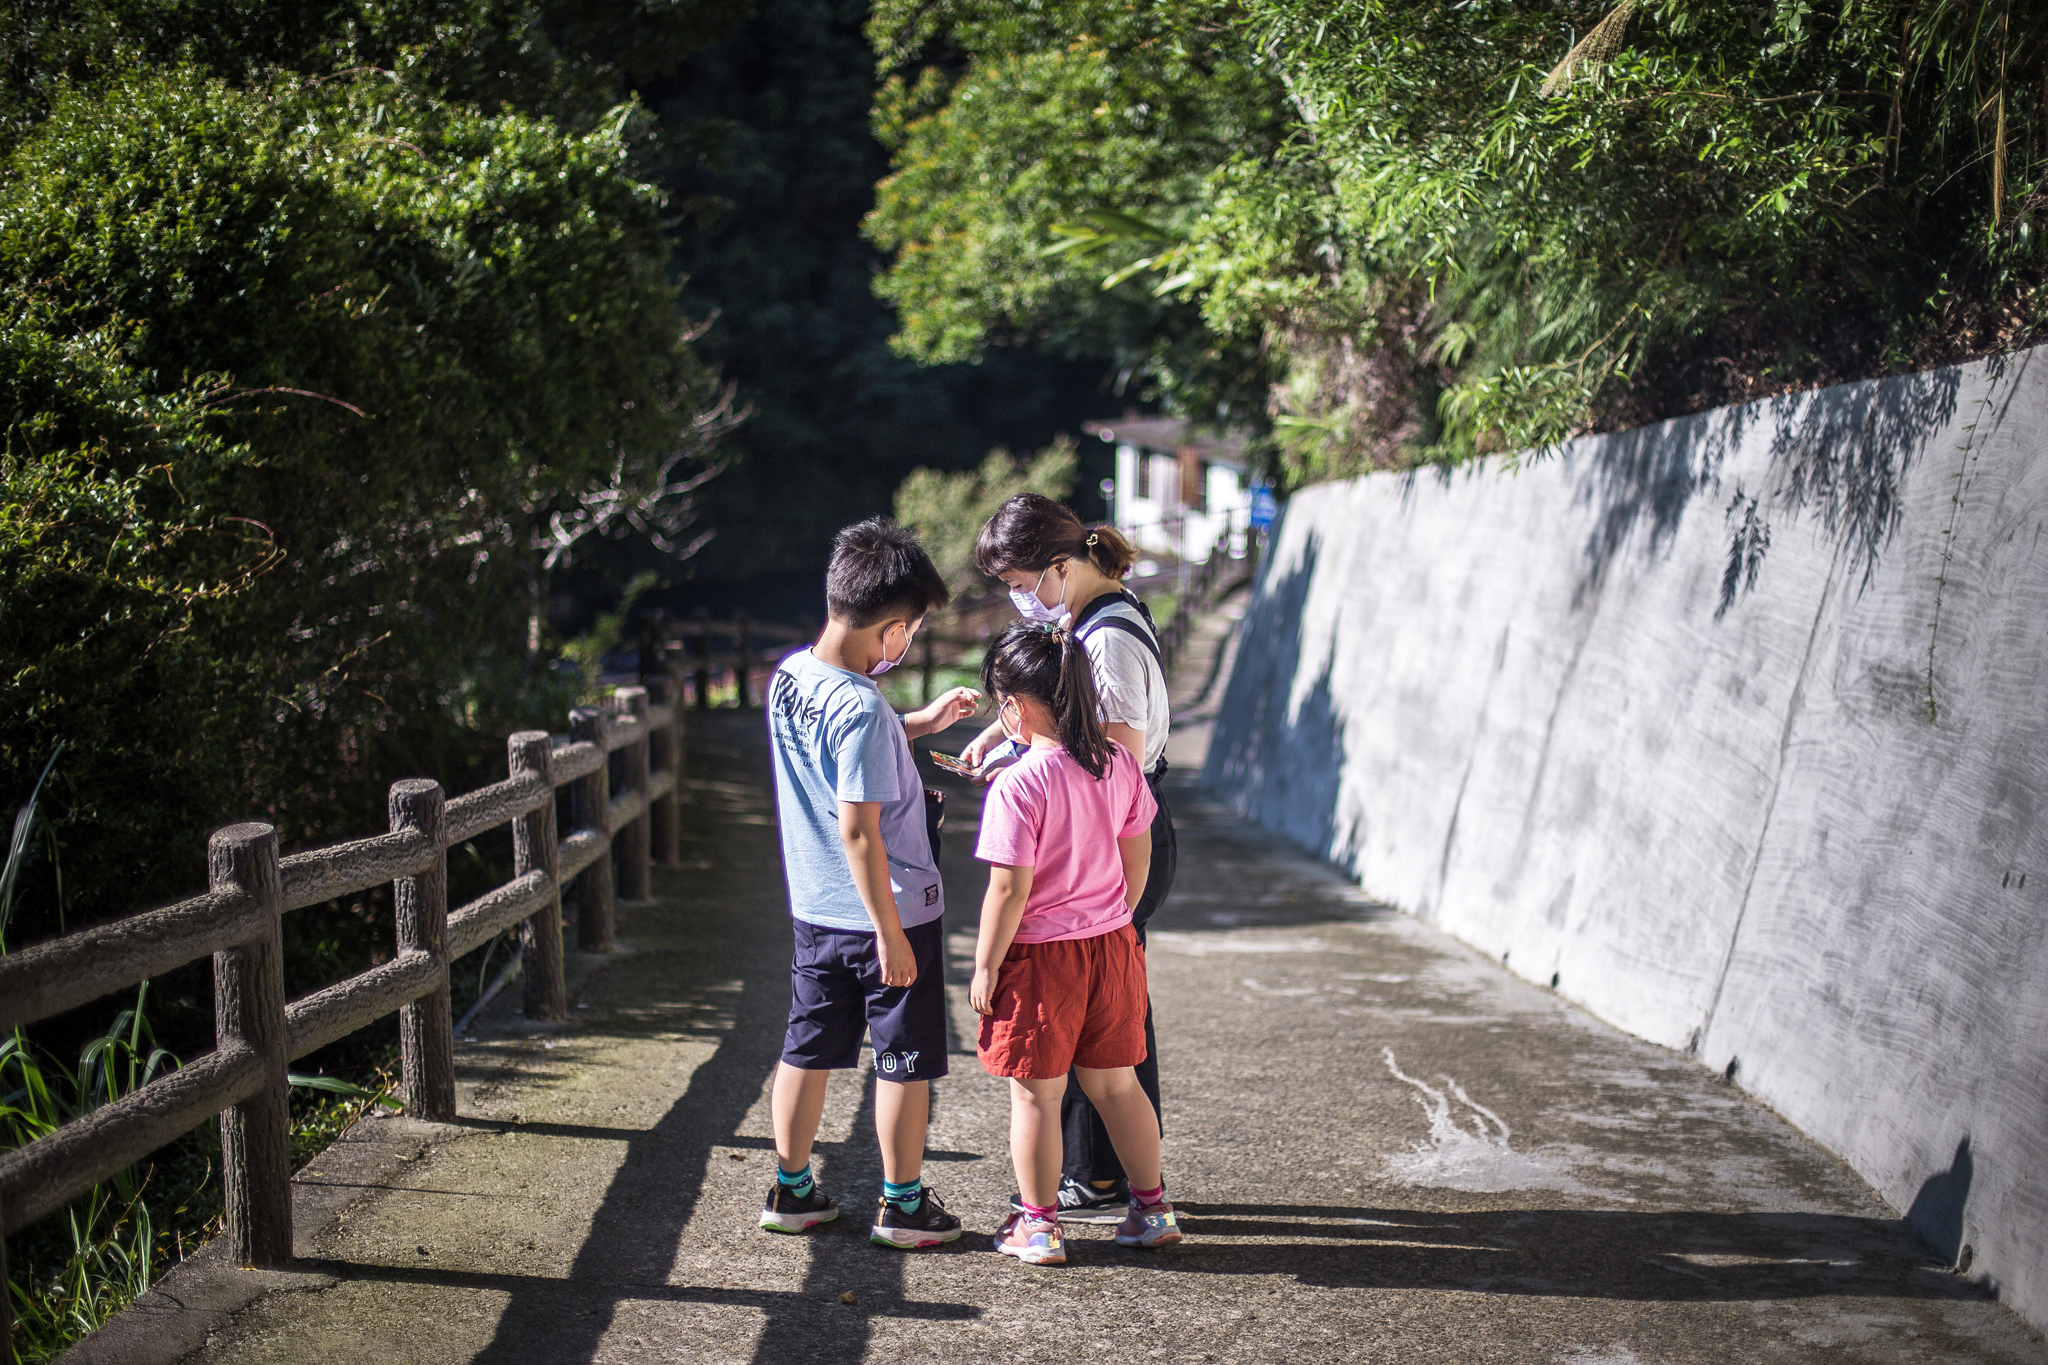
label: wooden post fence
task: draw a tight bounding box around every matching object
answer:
[692,608,712,709]
[734,611,754,708]
[614,686,652,902]
[0,688,687,1354]
[645,674,682,867]
[391,781,454,1122]
[210,823,291,1269]
[508,731,567,1023]
[569,706,615,952]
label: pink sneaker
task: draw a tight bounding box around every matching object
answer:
[992,1211,1066,1265]
[1114,1197,1182,1248]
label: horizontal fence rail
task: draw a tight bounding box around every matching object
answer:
[0,668,690,1347]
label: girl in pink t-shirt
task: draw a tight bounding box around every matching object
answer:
[970,622,1181,1265]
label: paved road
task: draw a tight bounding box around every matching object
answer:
[108,709,2046,1365]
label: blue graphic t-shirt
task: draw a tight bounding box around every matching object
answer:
[766,648,943,932]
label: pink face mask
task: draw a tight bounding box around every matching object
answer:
[868,621,911,676]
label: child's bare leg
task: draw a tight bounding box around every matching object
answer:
[873,1078,929,1185]
[1073,1065,1162,1192]
[771,1062,830,1174]
[1009,1076,1066,1209]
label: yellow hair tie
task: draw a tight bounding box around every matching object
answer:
[1085,532,1099,546]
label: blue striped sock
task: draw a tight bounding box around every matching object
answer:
[881,1176,922,1210]
[777,1163,814,1198]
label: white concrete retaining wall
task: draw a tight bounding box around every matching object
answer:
[1205,347,2048,1329]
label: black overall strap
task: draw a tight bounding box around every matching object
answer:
[1072,590,1164,672]
[1072,590,1169,780]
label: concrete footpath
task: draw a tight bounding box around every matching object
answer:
[73,702,2048,1364]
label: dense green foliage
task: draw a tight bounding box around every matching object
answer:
[865,0,2048,484]
[893,436,1076,600]
[0,0,740,944]
[1,7,750,1340]
[646,0,1114,593]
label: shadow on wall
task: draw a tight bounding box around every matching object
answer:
[1571,364,1963,615]
[1906,1136,1974,1269]
[1201,537,1353,864]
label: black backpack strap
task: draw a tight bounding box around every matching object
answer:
[1078,612,1164,674]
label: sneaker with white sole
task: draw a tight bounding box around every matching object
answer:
[869,1189,963,1249]
[760,1181,839,1233]
[1009,1175,1129,1225]
[1113,1197,1181,1248]
[992,1210,1066,1265]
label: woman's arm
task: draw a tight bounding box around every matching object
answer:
[1117,832,1152,911]
[969,864,1034,1015]
[1104,720,1145,762]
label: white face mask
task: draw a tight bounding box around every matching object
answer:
[1008,564,1068,625]
[997,697,1023,744]
[868,622,911,676]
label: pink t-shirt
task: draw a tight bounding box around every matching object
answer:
[974,743,1159,943]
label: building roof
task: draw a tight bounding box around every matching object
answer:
[1083,415,1248,469]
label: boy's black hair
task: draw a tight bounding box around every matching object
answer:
[825,517,951,628]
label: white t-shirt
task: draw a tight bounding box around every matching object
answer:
[1076,595,1170,774]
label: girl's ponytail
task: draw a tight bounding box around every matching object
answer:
[981,620,1116,779]
[1051,628,1114,778]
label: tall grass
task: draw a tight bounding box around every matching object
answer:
[1,752,397,1361]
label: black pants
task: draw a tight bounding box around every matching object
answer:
[1061,781,1176,1183]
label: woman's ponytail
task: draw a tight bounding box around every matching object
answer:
[981,620,1116,779]
[976,492,1139,582]
[1079,524,1139,579]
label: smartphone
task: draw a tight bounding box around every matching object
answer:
[929,750,980,778]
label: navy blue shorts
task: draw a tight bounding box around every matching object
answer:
[781,917,949,1081]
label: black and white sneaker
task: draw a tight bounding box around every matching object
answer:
[760,1181,839,1233]
[1009,1176,1129,1225]
[870,1189,964,1249]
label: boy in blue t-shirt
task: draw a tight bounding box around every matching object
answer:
[760,518,980,1248]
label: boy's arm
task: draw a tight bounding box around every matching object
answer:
[902,686,980,739]
[839,800,916,987]
[969,864,1034,1015]
[1118,832,1152,911]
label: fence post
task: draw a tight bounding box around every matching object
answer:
[570,706,616,951]
[390,779,454,1121]
[209,822,292,1268]
[920,629,935,705]
[692,608,712,709]
[638,608,669,685]
[615,686,652,900]
[645,675,681,866]
[508,732,566,1021]
[735,611,754,708]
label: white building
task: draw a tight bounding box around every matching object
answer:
[1084,415,1255,565]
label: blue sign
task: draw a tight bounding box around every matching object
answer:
[1248,484,1278,531]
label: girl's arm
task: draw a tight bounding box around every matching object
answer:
[1117,832,1152,911]
[959,720,1008,766]
[970,864,1034,1015]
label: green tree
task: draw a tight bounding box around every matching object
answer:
[865,0,2048,484]
[892,437,1076,600]
[0,0,745,967]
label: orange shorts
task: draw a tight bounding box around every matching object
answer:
[977,924,1148,1080]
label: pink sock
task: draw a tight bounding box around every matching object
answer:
[1131,1182,1165,1206]
[1019,1200,1057,1221]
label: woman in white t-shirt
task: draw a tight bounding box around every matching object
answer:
[959,492,1177,1223]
